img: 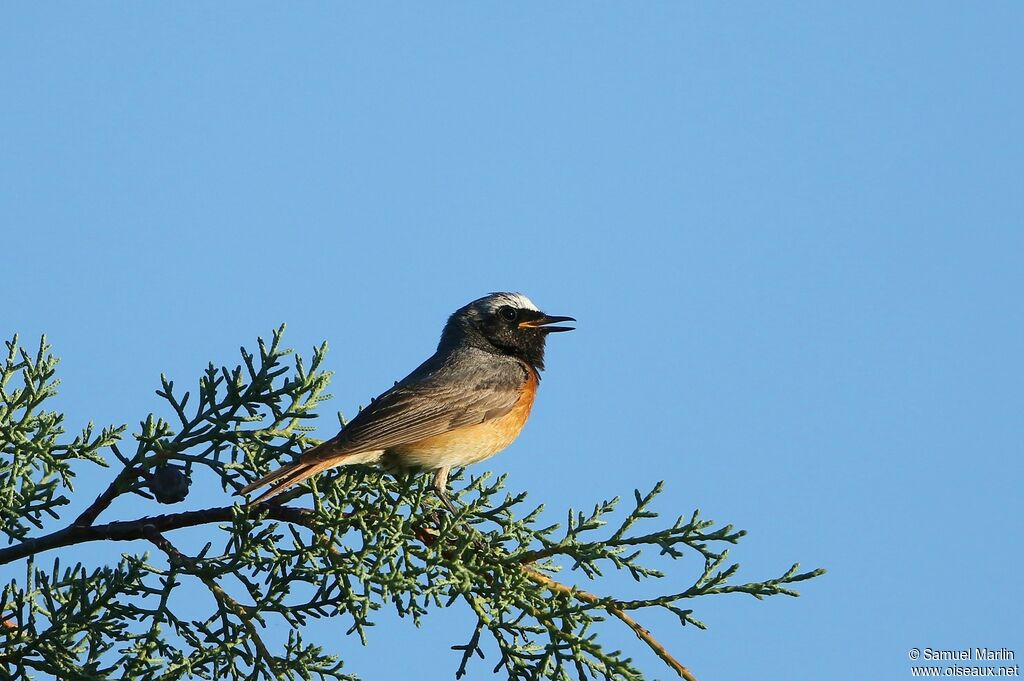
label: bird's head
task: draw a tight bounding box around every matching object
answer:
[439,292,575,371]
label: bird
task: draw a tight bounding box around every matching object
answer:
[238,292,575,512]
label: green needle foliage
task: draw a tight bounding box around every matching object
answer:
[0,328,825,681]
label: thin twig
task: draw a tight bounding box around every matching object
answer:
[73,466,143,527]
[522,566,699,681]
[145,528,283,680]
[513,544,583,564]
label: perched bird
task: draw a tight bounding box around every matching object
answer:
[238,292,575,512]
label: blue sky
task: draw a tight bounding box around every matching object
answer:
[3,3,1022,679]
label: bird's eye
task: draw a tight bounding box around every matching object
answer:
[498,305,518,323]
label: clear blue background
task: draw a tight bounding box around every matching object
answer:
[3,4,1021,679]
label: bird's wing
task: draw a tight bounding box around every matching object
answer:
[309,372,524,460]
[238,353,528,503]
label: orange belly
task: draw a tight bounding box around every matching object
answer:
[389,372,537,471]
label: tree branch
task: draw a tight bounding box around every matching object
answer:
[145,528,283,680]
[521,566,699,681]
[0,504,314,566]
[73,466,142,527]
[2,501,704,680]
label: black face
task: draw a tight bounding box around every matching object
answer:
[476,305,575,370]
[439,297,575,371]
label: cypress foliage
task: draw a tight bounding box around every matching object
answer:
[0,329,824,680]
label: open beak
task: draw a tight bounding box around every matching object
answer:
[519,314,576,333]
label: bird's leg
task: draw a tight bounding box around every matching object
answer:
[405,472,442,537]
[428,467,490,552]
[432,466,459,515]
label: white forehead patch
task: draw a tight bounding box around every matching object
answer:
[482,292,539,312]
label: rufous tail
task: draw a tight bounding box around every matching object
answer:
[238,442,377,505]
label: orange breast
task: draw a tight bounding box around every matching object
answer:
[391,371,538,471]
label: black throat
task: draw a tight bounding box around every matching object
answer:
[439,320,547,373]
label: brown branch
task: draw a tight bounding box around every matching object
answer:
[521,566,699,681]
[73,466,143,527]
[513,544,583,564]
[0,504,314,566]
[145,529,283,680]
[74,445,189,527]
